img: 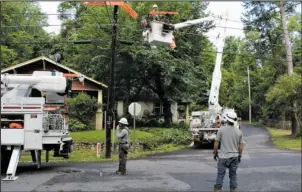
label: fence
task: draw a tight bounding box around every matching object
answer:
[264,119,292,130]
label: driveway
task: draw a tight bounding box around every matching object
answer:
[1,124,301,191]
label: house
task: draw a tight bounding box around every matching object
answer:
[116,95,191,125]
[1,56,107,130]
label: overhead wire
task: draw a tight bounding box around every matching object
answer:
[1,7,298,59]
[0,27,292,50]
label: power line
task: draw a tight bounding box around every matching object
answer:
[0,39,296,58]
[5,21,300,34]
[2,12,245,23]
[1,26,291,49]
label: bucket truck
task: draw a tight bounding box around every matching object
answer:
[189,13,240,146]
[1,71,77,181]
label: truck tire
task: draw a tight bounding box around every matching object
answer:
[1,150,12,174]
[193,141,200,146]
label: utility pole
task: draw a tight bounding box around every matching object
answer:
[279,1,296,135]
[279,1,293,75]
[247,67,251,123]
[105,5,119,158]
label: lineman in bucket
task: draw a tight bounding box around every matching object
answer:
[213,111,244,192]
[116,117,130,175]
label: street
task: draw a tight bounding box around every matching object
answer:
[1,124,301,192]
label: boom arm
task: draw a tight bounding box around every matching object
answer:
[173,16,214,30]
[1,71,68,94]
[207,15,228,125]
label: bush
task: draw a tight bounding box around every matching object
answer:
[69,118,94,132]
[120,115,165,128]
[146,128,192,146]
[67,92,100,132]
[67,92,100,124]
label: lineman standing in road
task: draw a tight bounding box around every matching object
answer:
[116,117,130,175]
[213,111,244,192]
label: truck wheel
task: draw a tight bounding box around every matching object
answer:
[1,150,12,174]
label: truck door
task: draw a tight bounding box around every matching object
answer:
[24,114,43,150]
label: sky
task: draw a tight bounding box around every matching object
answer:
[38,1,246,46]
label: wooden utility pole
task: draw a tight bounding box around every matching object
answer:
[247,67,251,123]
[105,5,119,158]
[84,0,137,159]
[279,1,293,75]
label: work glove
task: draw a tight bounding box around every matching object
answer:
[213,151,219,161]
[238,154,242,163]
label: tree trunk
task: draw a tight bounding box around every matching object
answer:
[290,101,297,136]
[162,98,172,128]
[279,1,293,75]
[293,101,301,137]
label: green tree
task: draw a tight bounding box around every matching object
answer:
[0,2,51,68]
[55,2,216,127]
[266,73,302,137]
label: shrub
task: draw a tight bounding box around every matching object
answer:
[67,92,100,124]
[69,118,94,132]
[147,128,192,146]
[161,129,192,145]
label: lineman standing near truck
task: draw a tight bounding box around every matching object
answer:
[213,111,244,192]
[116,117,130,175]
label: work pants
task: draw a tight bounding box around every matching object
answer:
[118,144,127,173]
[214,157,239,190]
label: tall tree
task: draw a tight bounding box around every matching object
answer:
[55,2,216,127]
[240,1,301,122]
[0,1,50,68]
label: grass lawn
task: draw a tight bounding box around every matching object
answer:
[19,144,185,163]
[267,128,301,151]
[71,129,154,143]
[19,128,188,163]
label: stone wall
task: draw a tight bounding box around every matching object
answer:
[74,142,147,150]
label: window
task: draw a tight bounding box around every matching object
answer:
[153,102,163,115]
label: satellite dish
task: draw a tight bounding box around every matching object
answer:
[53,53,62,62]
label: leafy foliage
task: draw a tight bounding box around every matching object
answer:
[1,2,51,68]
[147,128,192,146]
[69,118,94,132]
[54,1,215,127]
[67,92,100,131]
[266,73,302,136]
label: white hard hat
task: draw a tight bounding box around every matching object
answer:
[119,117,128,125]
[152,4,158,8]
[225,111,237,123]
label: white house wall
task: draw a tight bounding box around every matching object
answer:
[117,101,179,123]
[139,101,154,117]
[117,101,124,117]
[171,102,178,123]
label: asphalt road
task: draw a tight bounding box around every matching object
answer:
[1,124,301,192]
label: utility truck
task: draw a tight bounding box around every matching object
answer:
[1,71,78,181]
[188,12,240,146]
[139,5,240,146]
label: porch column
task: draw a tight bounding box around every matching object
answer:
[171,102,178,123]
[95,90,103,130]
[185,103,190,127]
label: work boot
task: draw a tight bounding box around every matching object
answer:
[115,170,122,174]
[214,187,221,192]
[230,187,238,192]
[117,171,126,175]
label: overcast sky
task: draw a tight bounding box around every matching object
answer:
[38,1,246,47]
